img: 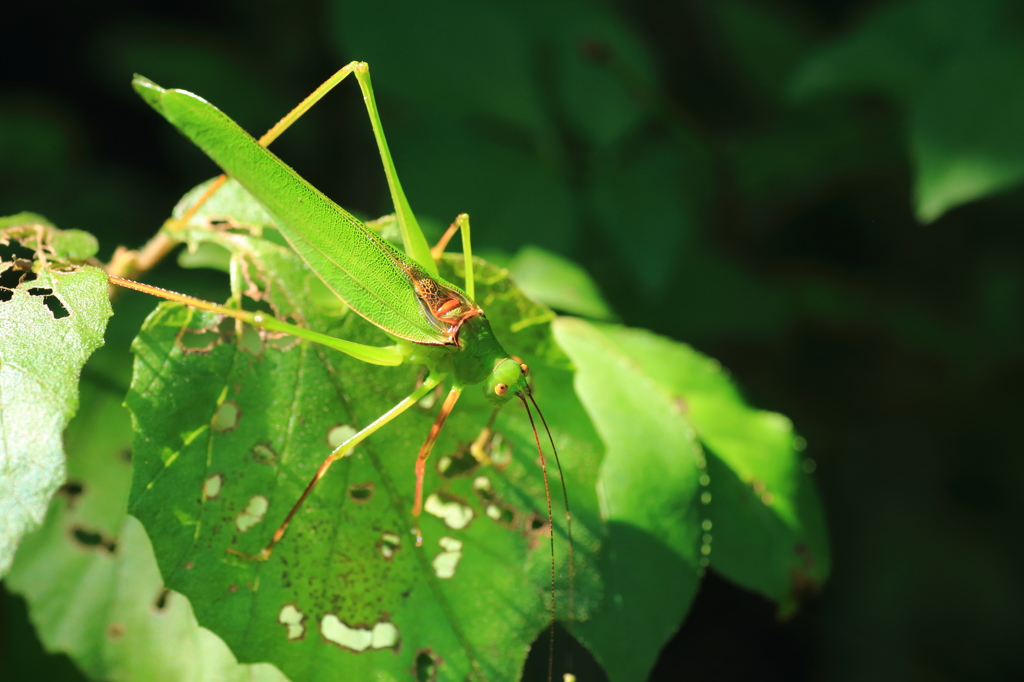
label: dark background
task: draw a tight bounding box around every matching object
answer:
[2,1,1022,680]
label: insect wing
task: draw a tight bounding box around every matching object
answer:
[134,75,452,346]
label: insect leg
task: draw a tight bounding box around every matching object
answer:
[429,213,475,300]
[170,63,364,234]
[411,386,464,526]
[108,276,403,366]
[348,63,436,274]
[229,374,445,561]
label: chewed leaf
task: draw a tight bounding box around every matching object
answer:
[1,215,99,262]
[5,370,289,682]
[0,256,112,577]
[125,204,601,682]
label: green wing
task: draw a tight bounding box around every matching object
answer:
[134,75,453,346]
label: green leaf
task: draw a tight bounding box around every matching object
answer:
[590,140,714,292]
[327,0,582,256]
[0,215,100,263]
[578,323,830,614]
[791,0,1024,222]
[6,368,289,682]
[710,0,814,101]
[124,184,827,680]
[0,225,112,577]
[329,0,549,135]
[543,0,657,148]
[552,318,704,682]
[124,194,605,681]
[909,44,1024,222]
[508,246,616,321]
[552,318,830,679]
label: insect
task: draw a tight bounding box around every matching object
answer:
[110,62,572,680]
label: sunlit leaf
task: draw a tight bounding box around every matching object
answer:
[0,220,112,577]
[6,369,289,682]
[124,189,604,681]
[553,318,829,679]
[581,323,830,614]
[508,246,616,321]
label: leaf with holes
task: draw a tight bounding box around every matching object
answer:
[6,362,289,682]
[124,189,606,682]
[0,222,112,577]
[125,182,828,681]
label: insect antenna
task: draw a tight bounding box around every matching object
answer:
[527,391,575,673]
[519,392,557,682]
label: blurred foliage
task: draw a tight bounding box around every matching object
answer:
[2,0,1023,680]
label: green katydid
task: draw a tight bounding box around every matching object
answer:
[110,62,573,679]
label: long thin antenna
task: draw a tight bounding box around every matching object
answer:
[520,393,556,682]
[528,391,575,671]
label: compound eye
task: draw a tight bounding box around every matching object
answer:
[519,362,529,376]
[494,382,509,396]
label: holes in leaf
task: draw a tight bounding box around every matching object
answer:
[431,536,463,579]
[327,424,357,449]
[58,480,85,508]
[179,327,221,352]
[413,649,440,682]
[203,473,224,500]
[278,603,306,641]
[319,615,400,652]
[0,288,11,303]
[213,401,240,432]
[266,327,300,351]
[27,287,69,318]
[216,316,237,340]
[473,430,512,471]
[0,247,37,291]
[437,446,479,479]
[379,532,401,561]
[473,477,518,528]
[522,513,551,548]
[488,505,516,526]
[423,494,474,530]
[153,588,170,611]
[348,482,374,503]
[71,526,116,553]
[239,324,263,355]
[235,495,269,532]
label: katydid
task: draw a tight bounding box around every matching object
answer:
[110,62,573,679]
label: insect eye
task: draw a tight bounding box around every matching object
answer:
[494,383,509,396]
[519,363,529,376]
